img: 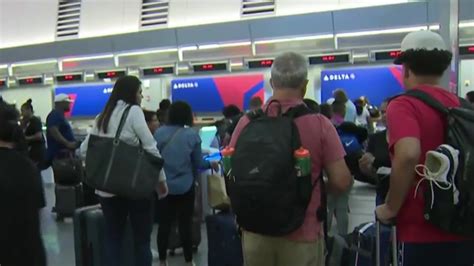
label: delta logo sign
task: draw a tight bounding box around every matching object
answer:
[171,74,265,113]
[55,84,113,118]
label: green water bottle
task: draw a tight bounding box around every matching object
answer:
[295,147,312,203]
[294,147,311,177]
[221,147,234,176]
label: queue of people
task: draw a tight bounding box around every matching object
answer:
[1,30,474,266]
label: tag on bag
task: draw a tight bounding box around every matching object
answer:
[207,172,231,210]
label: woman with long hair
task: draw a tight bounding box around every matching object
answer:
[81,76,168,266]
[0,102,46,266]
[20,99,46,168]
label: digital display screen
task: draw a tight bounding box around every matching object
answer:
[193,63,227,72]
[460,46,474,55]
[97,70,126,79]
[18,77,43,85]
[374,50,402,61]
[143,66,174,76]
[248,59,274,68]
[309,54,350,65]
[56,74,83,82]
[0,79,5,87]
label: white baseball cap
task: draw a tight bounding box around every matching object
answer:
[394,30,448,64]
[54,93,72,103]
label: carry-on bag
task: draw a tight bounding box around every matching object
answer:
[73,205,134,266]
[54,183,83,221]
[206,211,243,266]
[52,151,83,185]
[85,105,164,199]
[207,170,230,210]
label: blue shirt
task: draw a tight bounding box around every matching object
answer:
[46,109,75,161]
[344,100,357,123]
[154,125,210,195]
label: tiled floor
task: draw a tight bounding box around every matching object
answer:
[41,181,377,266]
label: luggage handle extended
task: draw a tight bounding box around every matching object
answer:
[375,217,398,266]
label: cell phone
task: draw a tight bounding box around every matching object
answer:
[376,167,391,175]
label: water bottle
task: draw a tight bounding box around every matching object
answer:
[221,147,234,176]
[294,147,312,203]
[294,147,311,177]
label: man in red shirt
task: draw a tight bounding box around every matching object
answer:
[230,52,352,266]
[376,31,474,265]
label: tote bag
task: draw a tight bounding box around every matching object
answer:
[85,106,164,199]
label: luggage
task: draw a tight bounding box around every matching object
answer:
[52,154,84,185]
[228,102,316,236]
[337,221,397,266]
[84,106,164,200]
[73,205,134,266]
[54,183,83,221]
[206,211,243,266]
[168,183,202,254]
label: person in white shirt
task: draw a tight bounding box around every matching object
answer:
[354,98,371,128]
[81,76,168,266]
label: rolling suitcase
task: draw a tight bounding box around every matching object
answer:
[54,183,83,221]
[73,205,134,266]
[342,221,397,266]
[168,183,203,255]
[206,211,243,266]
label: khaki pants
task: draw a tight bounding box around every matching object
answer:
[242,230,326,266]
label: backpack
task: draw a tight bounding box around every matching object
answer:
[227,101,318,236]
[402,89,474,236]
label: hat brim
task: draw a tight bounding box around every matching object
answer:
[55,99,72,103]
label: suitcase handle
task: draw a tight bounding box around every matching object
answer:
[375,220,398,266]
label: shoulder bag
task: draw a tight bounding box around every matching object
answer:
[84,106,164,199]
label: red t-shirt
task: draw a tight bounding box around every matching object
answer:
[387,85,466,243]
[230,97,346,242]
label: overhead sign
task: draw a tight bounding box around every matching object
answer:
[321,66,404,107]
[171,74,264,113]
[309,53,350,65]
[55,84,113,117]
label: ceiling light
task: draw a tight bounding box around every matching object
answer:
[254,34,334,45]
[117,48,178,57]
[85,73,95,78]
[459,21,474,28]
[11,59,58,67]
[336,26,427,38]
[0,64,7,69]
[62,54,114,62]
[179,46,198,51]
[230,62,244,67]
[429,24,440,30]
[198,44,221,50]
[352,53,368,58]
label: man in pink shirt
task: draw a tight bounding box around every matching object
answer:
[230,52,352,266]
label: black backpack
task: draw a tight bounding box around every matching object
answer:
[402,89,474,236]
[227,101,319,236]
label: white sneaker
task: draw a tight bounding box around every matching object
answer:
[416,144,460,207]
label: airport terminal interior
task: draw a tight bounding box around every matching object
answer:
[1,0,474,265]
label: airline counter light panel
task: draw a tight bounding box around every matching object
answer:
[193,63,227,72]
[143,66,174,76]
[309,53,351,65]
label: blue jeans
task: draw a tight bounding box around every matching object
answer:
[400,241,474,266]
[99,196,153,266]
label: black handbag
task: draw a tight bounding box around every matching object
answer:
[52,152,83,185]
[84,105,164,199]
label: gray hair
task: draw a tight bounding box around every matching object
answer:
[271,52,308,89]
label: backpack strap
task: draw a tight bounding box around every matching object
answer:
[246,109,264,121]
[284,104,316,119]
[402,89,449,115]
